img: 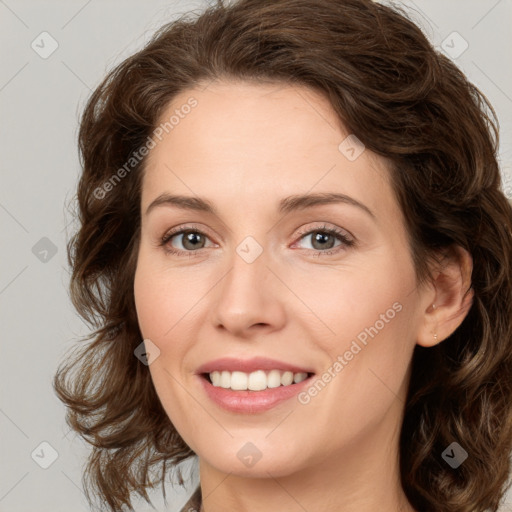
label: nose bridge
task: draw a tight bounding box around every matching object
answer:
[211,233,286,334]
[221,236,272,306]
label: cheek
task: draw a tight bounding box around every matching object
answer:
[133,256,199,439]
[290,254,416,350]
[133,268,167,340]
[134,251,197,340]
[295,253,418,405]
[133,251,210,399]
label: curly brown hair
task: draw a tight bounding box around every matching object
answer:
[53,0,512,511]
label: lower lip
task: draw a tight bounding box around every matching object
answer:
[198,374,314,413]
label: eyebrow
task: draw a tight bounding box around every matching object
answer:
[145,192,375,219]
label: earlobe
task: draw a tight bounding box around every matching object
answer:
[416,245,474,348]
[432,303,439,344]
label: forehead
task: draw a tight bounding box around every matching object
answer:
[141,80,395,219]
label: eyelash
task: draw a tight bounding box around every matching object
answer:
[159,223,355,258]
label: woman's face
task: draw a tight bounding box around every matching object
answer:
[134,80,433,478]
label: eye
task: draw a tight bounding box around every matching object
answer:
[159,225,215,257]
[159,223,355,258]
[293,224,355,256]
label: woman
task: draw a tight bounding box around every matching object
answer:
[53,0,512,511]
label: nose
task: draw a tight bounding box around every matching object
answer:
[210,246,287,338]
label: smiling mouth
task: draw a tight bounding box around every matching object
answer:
[201,369,315,391]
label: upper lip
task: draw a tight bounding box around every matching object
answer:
[196,357,314,375]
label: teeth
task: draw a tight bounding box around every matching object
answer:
[267,369,281,388]
[231,371,248,390]
[248,370,266,391]
[209,370,309,391]
[281,371,293,386]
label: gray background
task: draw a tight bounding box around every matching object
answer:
[1,1,511,510]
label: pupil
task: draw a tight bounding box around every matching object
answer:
[313,232,334,250]
[185,232,203,249]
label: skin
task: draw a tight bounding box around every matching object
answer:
[133,80,473,512]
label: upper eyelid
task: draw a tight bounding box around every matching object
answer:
[163,223,217,242]
[295,223,353,239]
[163,222,351,236]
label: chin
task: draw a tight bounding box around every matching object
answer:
[198,440,308,478]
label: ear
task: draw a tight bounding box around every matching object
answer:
[416,245,474,348]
